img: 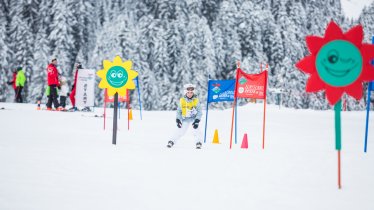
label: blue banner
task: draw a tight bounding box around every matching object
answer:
[207,79,235,103]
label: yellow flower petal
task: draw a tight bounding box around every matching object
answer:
[98,80,109,89]
[107,88,117,96]
[103,60,113,70]
[117,88,127,96]
[97,69,106,79]
[123,60,132,71]
[113,56,123,66]
[125,82,136,90]
[128,70,138,80]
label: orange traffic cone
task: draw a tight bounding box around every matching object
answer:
[212,129,220,144]
[36,100,41,110]
[241,133,248,149]
[129,108,133,120]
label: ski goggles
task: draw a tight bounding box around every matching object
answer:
[186,87,194,91]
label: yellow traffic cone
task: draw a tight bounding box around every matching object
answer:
[129,108,133,120]
[212,129,220,144]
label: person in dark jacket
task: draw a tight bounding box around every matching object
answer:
[46,58,62,111]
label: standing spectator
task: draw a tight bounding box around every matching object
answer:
[46,58,61,111]
[59,75,69,110]
[7,68,17,98]
[15,67,26,103]
[69,62,82,111]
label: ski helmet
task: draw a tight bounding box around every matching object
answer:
[183,83,196,94]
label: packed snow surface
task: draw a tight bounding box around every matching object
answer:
[0,102,373,210]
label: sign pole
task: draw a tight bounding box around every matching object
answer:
[112,93,118,145]
[230,63,240,149]
[262,67,268,150]
[334,100,342,189]
[104,89,107,130]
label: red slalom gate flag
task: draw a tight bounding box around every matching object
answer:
[235,68,267,99]
[230,67,268,150]
[105,89,128,103]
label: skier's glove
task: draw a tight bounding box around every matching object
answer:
[176,119,182,128]
[192,119,200,129]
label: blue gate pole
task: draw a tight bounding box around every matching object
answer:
[136,77,143,120]
[204,78,211,143]
[364,82,372,153]
[364,36,374,153]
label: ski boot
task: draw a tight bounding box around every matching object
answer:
[196,142,202,149]
[68,107,78,112]
[81,107,91,112]
[167,141,174,148]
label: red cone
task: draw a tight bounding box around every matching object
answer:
[241,133,248,149]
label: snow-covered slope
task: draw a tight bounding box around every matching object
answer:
[0,102,373,210]
[341,0,373,19]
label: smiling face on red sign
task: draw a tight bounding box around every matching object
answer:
[296,21,374,105]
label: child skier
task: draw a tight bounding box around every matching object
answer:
[59,76,69,110]
[167,84,203,149]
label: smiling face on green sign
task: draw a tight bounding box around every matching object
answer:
[316,40,363,87]
[106,66,128,88]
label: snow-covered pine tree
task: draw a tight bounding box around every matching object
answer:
[359,2,374,44]
[261,9,284,105]
[201,0,222,28]
[135,15,159,110]
[76,0,97,66]
[212,0,241,80]
[22,0,41,34]
[0,0,11,102]
[28,26,51,103]
[238,2,267,73]
[49,0,78,77]
[8,0,35,102]
[280,0,308,108]
[179,1,215,107]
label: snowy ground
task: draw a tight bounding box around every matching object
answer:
[0,102,373,210]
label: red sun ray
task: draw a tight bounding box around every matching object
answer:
[306,74,325,92]
[306,36,325,54]
[344,25,363,48]
[325,85,344,105]
[295,55,316,74]
[361,44,374,62]
[345,81,363,100]
[324,21,344,41]
[360,64,374,81]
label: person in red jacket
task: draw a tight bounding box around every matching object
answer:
[68,62,82,111]
[46,58,61,110]
[7,69,17,98]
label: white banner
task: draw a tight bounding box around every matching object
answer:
[75,69,95,107]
